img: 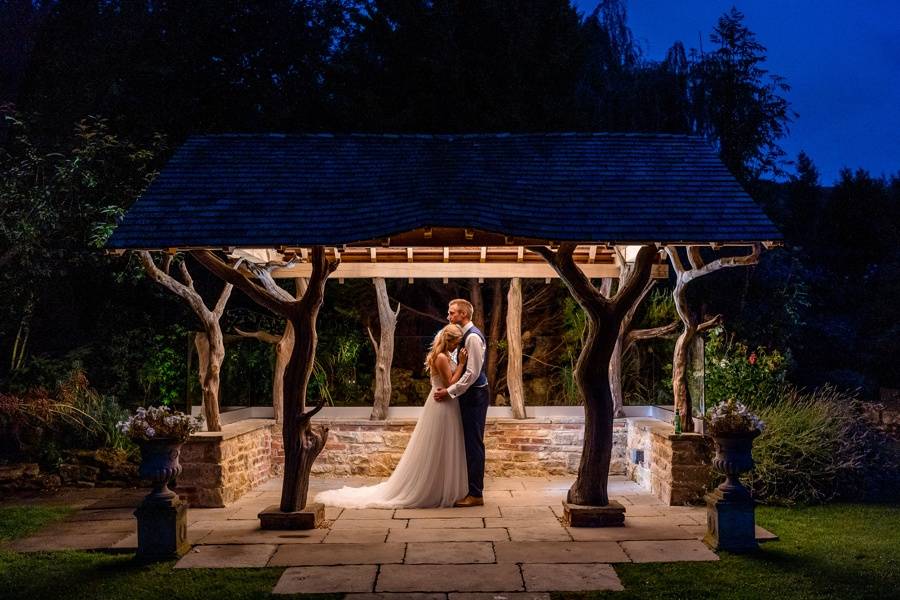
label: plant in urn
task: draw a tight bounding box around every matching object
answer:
[703,399,765,553]
[118,406,203,560]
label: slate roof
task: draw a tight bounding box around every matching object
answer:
[107,133,781,249]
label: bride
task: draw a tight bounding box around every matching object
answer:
[314,324,470,508]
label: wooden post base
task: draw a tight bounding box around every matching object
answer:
[563,500,626,527]
[258,503,324,530]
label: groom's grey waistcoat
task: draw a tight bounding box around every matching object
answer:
[461,325,489,388]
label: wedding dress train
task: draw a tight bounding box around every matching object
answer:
[314,369,468,509]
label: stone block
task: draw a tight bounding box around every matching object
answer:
[703,489,758,553]
[563,500,626,527]
[134,497,189,561]
[259,503,324,530]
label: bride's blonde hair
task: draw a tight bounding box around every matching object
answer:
[424,324,464,374]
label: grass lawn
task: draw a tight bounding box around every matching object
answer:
[1,503,897,599]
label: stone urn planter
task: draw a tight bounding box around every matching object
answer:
[134,438,189,560]
[704,429,761,553]
[119,406,202,561]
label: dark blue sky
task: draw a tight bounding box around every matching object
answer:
[573,1,900,183]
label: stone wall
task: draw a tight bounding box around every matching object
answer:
[178,412,698,507]
[648,426,712,505]
[178,419,277,507]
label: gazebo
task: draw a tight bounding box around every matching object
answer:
[109,132,780,526]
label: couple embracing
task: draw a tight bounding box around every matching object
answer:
[316,299,490,509]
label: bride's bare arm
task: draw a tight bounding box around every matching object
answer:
[435,350,468,388]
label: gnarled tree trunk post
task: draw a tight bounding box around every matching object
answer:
[368,277,400,420]
[193,247,337,512]
[235,278,306,424]
[139,251,231,432]
[486,279,504,402]
[505,277,526,419]
[666,245,760,432]
[530,243,657,506]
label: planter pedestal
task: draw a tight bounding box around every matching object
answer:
[703,431,760,553]
[135,497,189,560]
[563,500,626,527]
[259,503,324,530]
[135,438,190,561]
[703,489,757,553]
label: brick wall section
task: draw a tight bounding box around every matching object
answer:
[649,426,712,505]
[178,420,276,507]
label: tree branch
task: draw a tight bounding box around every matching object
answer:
[624,321,680,353]
[682,244,761,285]
[299,397,326,424]
[191,249,290,316]
[366,325,378,352]
[611,245,658,319]
[234,327,282,345]
[138,250,210,318]
[178,259,195,290]
[528,244,606,311]
[687,246,705,271]
[697,314,724,333]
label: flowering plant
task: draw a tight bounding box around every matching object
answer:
[706,399,765,436]
[116,406,203,442]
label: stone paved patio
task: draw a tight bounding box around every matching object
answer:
[4,475,779,594]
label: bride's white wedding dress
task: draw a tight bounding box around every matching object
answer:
[314,359,468,508]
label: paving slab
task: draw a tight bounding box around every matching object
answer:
[450,594,550,600]
[614,504,665,517]
[187,508,241,523]
[395,506,500,519]
[621,539,719,563]
[678,524,707,538]
[404,541,495,564]
[635,512,704,526]
[191,518,258,530]
[332,519,408,530]
[324,529,389,544]
[273,565,378,594]
[175,544,277,568]
[483,491,513,500]
[269,542,406,566]
[504,493,564,507]
[200,525,328,544]
[621,494,666,506]
[377,564,524,592]
[485,518,560,529]
[348,594,446,600]
[496,506,558,520]
[112,528,213,550]
[85,489,147,509]
[407,518,485,529]
[483,477,526,491]
[521,563,623,592]
[338,508,397,520]
[756,525,779,541]
[8,531,132,552]
[506,527,572,542]
[494,541,629,564]
[388,528,509,543]
[567,519,696,542]
[66,508,137,522]
[325,506,344,520]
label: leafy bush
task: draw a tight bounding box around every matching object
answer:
[705,327,788,406]
[0,370,133,464]
[745,385,900,504]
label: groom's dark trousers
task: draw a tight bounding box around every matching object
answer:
[459,384,490,497]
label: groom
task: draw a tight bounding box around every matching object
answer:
[434,298,489,507]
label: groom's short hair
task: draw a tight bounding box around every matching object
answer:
[449,298,474,319]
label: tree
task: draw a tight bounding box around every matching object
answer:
[367,278,400,420]
[138,253,232,432]
[666,245,760,431]
[193,247,337,513]
[530,243,657,506]
[689,7,793,182]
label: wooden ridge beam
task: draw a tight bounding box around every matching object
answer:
[270,262,668,280]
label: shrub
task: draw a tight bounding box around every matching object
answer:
[705,327,788,406]
[745,385,900,504]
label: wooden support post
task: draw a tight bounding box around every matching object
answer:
[506,277,526,419]
[368,278,400,420]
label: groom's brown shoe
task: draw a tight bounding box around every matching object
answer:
[454,495,484,507]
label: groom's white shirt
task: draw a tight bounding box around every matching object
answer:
[447,321,487,399]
